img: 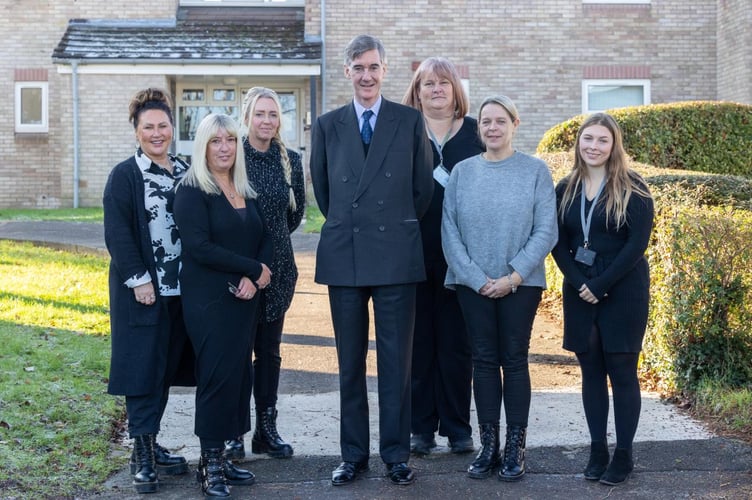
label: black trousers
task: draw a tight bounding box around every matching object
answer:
[411,260,472,439]
[456,286,541,426]
[126,296,189,437]
[328,283,416,464]
[253,314,285,410]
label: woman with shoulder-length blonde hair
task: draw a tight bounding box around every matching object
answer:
[223,87,306,461]
[401,57,484,458]
[442,95,557,482]
[174,113,273,498]
[552,112,654,486]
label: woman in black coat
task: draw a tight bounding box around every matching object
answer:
[551,113,654,486]
[174,113,272,499]
[103,88,193,494]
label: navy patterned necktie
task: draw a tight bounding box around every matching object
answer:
[361,110,374,145]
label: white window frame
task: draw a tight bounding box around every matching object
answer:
[581,79,651,113]
[583,0,649,4]
[15,82,49,133]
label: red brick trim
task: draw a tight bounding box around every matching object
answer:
[14,68,49,81]
[583,66,651,79]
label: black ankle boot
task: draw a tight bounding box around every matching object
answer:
[584,440,610,480]
[223,460,255,485]
[130,438,188,476]
[467,423,500,479]
[252,407,293,458]
[599,447,633,485]
[132,434,159,494]
[224,437,246,460]
[498,425,527,482]
[197,448,231,498]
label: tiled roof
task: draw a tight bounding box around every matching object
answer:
[52,7,321,63]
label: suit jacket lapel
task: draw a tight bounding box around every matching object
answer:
[333,104,366,179]
[354,99,399,201]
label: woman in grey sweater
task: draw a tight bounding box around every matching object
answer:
[442,95,557,482]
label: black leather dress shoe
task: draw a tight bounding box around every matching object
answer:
[331,461,369,486]
[386,462,415,485]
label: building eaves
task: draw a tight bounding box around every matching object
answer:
[52,14,321,64]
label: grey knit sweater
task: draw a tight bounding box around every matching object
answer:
[441,151,558,292]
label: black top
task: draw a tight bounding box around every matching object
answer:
[420,116,485,264]
[552,177,654,353]
[244,138,306,322]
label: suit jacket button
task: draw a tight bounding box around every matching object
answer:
[379,225,385,231]
[377,200,384,205]
[353,227,360,233]
[342,176,348,182]
[385,172,392,178]
[352,202,359,208]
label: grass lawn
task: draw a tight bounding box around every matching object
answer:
[0,240,122,498]
[0,207,103,223]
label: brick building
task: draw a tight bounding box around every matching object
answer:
[2,0,750,208]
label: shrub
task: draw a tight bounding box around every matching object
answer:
[642,204,752,393]
[537,101,752,177]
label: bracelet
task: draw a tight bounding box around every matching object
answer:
[507,274,517,294]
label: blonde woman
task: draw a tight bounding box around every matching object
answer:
[222,87,305,461]
[552,113,654,486]
[174,113,272,498]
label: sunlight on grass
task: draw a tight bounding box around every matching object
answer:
[0,240,121,498]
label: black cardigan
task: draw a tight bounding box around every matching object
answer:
[551,178,654,353]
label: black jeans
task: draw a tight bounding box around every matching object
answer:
[456,286,541,426]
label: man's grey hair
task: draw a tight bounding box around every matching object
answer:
[343,34,386,66]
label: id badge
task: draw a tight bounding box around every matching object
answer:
[433,165,450,187]
[575,246,597,266]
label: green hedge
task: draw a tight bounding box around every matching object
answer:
[537,101,752,177]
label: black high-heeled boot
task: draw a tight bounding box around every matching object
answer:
[498,425,527,482]
[584,440,610,480]
[132,434,159,494]
[467,423,500,479]
[130,436,188,475]
[252,407,293,458]
[197,448,231,498]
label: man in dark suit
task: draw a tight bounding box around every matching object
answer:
[310,34,434,486]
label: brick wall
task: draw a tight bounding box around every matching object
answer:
[3,0,748,208]
[717,0,752,103]
[317,0,718,154]
[0,0,177,208]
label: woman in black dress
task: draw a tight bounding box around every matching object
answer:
[224,87,305,460]
[402,57,484,457]
[174,113,272,498]
[552,113,654,486]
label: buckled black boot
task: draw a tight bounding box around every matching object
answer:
[583,440,610,481]
[130,437,188,475]
[498,425,527,482]
[467,423,500,479]
[132,434,159,494]
[599,447,634,485]
[251,407,293,458]
[197,448,231,498]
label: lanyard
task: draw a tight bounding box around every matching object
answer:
[426,124,453,168]
[580,177,607,248]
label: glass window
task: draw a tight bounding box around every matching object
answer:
[15,82,48,133]
[582,0,649,4]
[582,80,651,113]
[182,89,205,102]
[213,89,236,102]
[179,106,239,141]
